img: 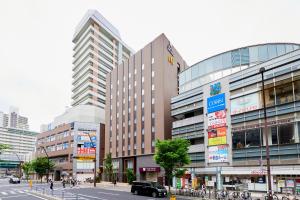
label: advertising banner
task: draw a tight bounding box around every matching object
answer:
[208,128,227,146]
[208,110,226,129]
[231,93,260,115]
[207,93,226,113]
[77,147,96,154]
[208,145,228,163]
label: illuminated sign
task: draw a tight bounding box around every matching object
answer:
[210,82,221,96]
[168,56,174,65]
[208,145,228,163]
[207,93,226,113]
[207,110,226,129]
[208,128,227,146]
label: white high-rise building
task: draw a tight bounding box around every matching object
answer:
[72,10,133,108]
[0,106,29,130]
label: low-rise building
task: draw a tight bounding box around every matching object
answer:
[36,105,105,181]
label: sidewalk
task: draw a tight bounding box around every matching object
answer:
[85,181,132,192]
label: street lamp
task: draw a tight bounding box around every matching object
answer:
[260,67,272,200]
[40,146,50,183]
[87,133,97,188]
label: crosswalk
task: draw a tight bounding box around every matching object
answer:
[0,189,29,196]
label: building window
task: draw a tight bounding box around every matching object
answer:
[152,84,155,91]
[152,58,154,64]
[152,71,155,77]
[134,81,137,86]
[142,128,145,135]
[142,77,144,83]
[232,129,263,149]
[129,73,131,78]
[134,69,137,74]
[264,87,275,107]
[275,80,293,105]
[142,142,145,148]
[294,80,300,101]
[142,102,144,108]
[152,113,155,119]
[152,98,155,104]
[278,123,295,144]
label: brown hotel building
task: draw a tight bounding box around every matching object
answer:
[105,34,187,182]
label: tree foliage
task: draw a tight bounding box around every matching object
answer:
[31,157,55,183]
[0,144,10,153]
[22,161,33,181]
[104,153,113,182]
[126,168,136,185]
[154,138,191,193]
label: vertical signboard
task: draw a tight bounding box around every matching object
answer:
[208,145,228,163]
[207,93,226,113]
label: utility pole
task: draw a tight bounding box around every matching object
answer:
[260,67,272,200]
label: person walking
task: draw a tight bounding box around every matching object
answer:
[62,179,66,188]
[50,179,53,190]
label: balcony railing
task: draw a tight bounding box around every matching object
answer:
[173,115,203,129]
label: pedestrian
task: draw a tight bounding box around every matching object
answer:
[50,179,53,190]
[62,179,66,188]
[113,179,116,187]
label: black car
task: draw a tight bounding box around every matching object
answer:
[131,181,167,198]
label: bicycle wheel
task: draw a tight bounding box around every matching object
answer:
[281,196,288,200]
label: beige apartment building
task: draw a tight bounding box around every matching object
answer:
[105,34,187,182]
[72,10,133,108]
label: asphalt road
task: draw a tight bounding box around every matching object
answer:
[0,179,188,200]
[0,179,45,200]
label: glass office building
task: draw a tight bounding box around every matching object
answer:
[171,43,300,194]
[179,43,300,93]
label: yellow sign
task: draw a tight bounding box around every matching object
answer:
[208,136,227,146]
[29,180,32,189]
[76,156,95,160]
[168,56,174,65]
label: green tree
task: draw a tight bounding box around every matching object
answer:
[154,138,191,194]
[31,157,55,183]
[22,161,33,181]
[0,144,10,154]
[104,153,113,182]
[126,168,136,184]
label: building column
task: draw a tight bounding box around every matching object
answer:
[294,122,299,143]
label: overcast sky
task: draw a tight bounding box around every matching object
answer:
[0,0,299,132]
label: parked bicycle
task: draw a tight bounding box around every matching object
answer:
[216,190,229,200]
[264,190,279,200]
[240,191,251,200]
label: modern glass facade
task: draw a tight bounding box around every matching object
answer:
[179,43,300,93]
[171,46,300,193]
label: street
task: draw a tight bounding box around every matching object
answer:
[0,179,190,200]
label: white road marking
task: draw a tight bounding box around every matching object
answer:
[1,195,27,199]
[78,193,108,200]
[1,192,7,195]
[18,190,24,193]
[26,193,48,200]
[98,191,120,196]
[9,191,15,194]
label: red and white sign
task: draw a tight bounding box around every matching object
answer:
[208,110,226,129]
[251,169,267,175]
[77,147,96,155]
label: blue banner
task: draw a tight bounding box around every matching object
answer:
[207,93,226,113]
[84,142,96,148]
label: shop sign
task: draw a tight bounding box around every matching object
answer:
[176,179,181,189]
[208,110,226,129]
[139,167,160,173]
[278,180,286,188]
[250,169,267,175]
[76,156,95,160]
[84,142,96,148]
[77,147,95,154]
[210,82,221,96]
[286,180,295,187]
[208,145,228,163]
[207,93,226,113]
[208,128,227,146]
[207,181,215,187]
[231,93,260,115]
[77,131,97,142]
